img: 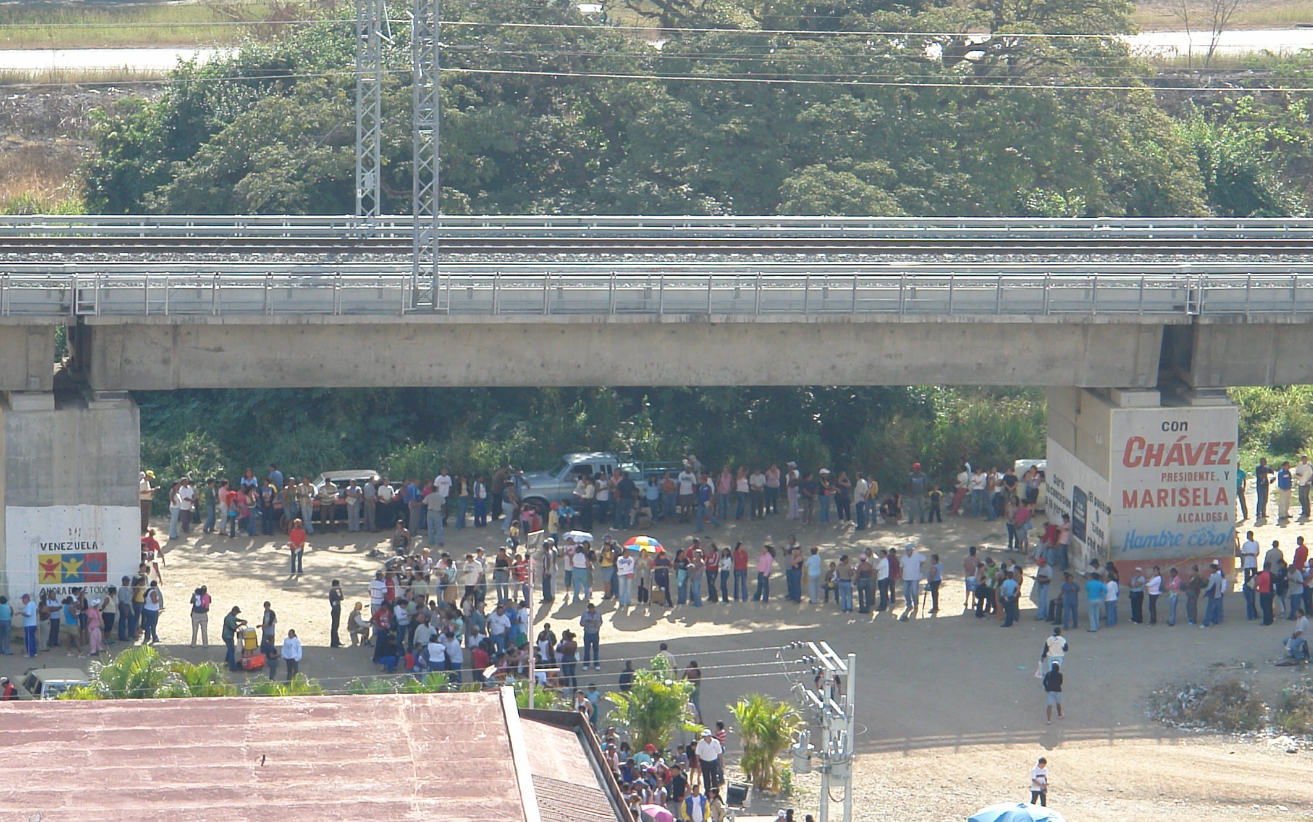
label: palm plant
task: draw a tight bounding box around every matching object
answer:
[346,676,399,695]
[730,693,801,794]
[168,660,238,697]
[74,644,175,699]
[606,656,698,752]
[397,672,450,693]
[514,679,566,710]
[244,674,324,697]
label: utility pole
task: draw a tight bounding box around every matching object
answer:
[354,0,387,223]
[790,643,856,822]
[410,0,440,310]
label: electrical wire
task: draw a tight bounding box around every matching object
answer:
[441,65,1313,93]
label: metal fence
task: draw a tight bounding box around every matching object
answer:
[1,268,1309,319]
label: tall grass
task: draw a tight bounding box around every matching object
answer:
[1134,0,1313,31]
[0,1,339,49]
[0,144,86,215]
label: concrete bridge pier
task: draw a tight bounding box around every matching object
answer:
[1044,386,1238,586]
[0,389,140,601]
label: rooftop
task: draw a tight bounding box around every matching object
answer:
[0,690,627,822]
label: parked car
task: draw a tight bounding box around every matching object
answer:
[517,452,683,514]
[15,667,90,700]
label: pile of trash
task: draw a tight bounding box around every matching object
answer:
[1147,678,1268,733]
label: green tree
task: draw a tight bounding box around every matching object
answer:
[729,693,801,793]
[605,655,699,751]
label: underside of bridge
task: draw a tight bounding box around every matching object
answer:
[0,311,1281,598]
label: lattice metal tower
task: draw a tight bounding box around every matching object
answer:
[354,0,387,221]
[411,0,440,307]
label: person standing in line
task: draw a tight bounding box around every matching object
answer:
[1236,465,1248,522]
[139,470,157,534]
[329,579,344,648]
[730,540,751,598]
[999,568,1021,627]
[1258,563,1276,625]
[282,629,302,681]
[1043,664,1064,724]
[1033,557,1052,621]
[805,547,823,605]
[141,582,163,645]
[1277,461,1294,523]
[1060,573,1080,630]
[1202,560,1226,628]
[1127,567,1146,624]
[1085,573,1106,632]
[1146,566,1163,625]
[1185,565,1205,625]
[19,594,39,658]
[1254,458,1274,520]
[1296,455,1313,522]
[963,546,980,612]
[753,546,774,602]
[1030,757,1050,805]
[1103,571,1120,627]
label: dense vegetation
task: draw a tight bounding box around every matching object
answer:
[140,384,1313,496]
[139,386,1047,495]
[83,0,1311,217]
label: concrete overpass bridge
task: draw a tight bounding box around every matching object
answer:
[0,215,1309,598]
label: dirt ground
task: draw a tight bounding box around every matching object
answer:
[5,488,1313,821]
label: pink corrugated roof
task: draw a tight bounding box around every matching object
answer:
[0,692,527,822]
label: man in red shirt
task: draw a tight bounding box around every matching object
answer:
[732,543,750,601]
[1257,563,1276,625]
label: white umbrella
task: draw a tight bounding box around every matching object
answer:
[563,530,594,543]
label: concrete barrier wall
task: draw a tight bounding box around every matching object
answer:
[1185,320,1313,387]
[81,316,1167,389]
[0,326,56,393]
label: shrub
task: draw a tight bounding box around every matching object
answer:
[1274,680,1313,736]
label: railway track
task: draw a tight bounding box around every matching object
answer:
[4,234,1313,256]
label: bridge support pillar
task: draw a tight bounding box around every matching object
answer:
[0,389,140,601]
[1044,386,1238,582]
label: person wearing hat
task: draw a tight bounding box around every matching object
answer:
[139,470,156,534]
[221,606,246,670]
[695,727,725,790]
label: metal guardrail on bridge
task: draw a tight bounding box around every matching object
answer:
[0,267,1309,319]
[3,215,1313,240]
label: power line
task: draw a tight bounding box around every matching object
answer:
[441,65,1313,94]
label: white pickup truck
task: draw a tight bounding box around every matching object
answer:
[517,452,683,514]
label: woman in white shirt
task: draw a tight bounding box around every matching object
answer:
[1104,576,1120,627]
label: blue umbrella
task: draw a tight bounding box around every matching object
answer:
[969,804,1068,822]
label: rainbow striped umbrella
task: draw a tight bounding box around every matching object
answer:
[624,535,664,553]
